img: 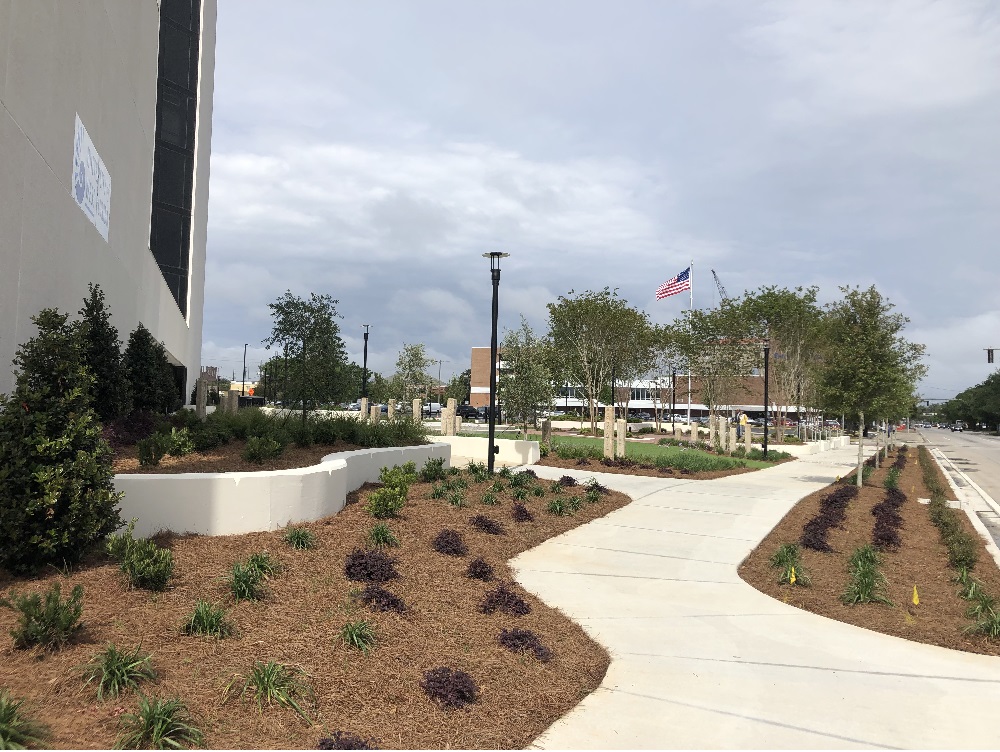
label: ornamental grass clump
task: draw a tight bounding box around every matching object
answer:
[769,543,810,586]
[284,526,317,550]
[447,489,467,508]
[511,503,534,523]
[107,519,174,592]
[367,523,399,548]
[841,545,892,606]
[469,515,505,536]
[1,582,84,650]
[224,660,315,722]
[420,667,479,709]
[343,549,400,583]
[0,690,49,749]
[466,558,495,582]
[229,561,266,602]
[432,529,468,557]
[115,695,203,750]
[355,584,406,613]
[317,731,380,750]
[497,628,553,662]
[81,643,156,700]
[182,600,233,638]
[479,582,531,616]
[246,552,282,579]
[480,491,499,506]
[339,620,377,653]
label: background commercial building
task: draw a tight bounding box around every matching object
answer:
[0,0,216,398]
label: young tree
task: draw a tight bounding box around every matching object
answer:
[78,283,131,422]
[738,286,824,443]
[444,369,472,405]
[262,291,349,425]
[124,323,179,413]
[0,309,122,572]
[547,288,654,433]
[498,319,555,439]
[392,343,433,403]
[816,286,926,485]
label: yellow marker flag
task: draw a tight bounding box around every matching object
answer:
[789,566,796,585]
[912,585,919,606]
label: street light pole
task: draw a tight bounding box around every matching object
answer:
[483,251,509,474]
[763,339,770,461]
[241,344,248,397]
[361,325,370,400]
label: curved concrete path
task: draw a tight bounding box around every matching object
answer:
[512,446,1000,749]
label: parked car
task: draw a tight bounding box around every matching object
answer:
[422,402,442,418]
[456,404,480,419]
[634,412,653,421]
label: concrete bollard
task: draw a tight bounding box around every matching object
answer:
[447,398,457,413]
[195,377,207,420]
[360,398,369,421]
[440,408,453,436]
[603,407,615,458]
[615,418,626,458]
[729,425,738,455]
[455,416,463,435]
[709,417,717,448]
[745,421,753,454]
[369,405,380,423]
[674,422,683,442]
[387,402,395,420]
[227,390,240,414]
[413,399,422,424]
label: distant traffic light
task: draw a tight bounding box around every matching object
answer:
[990,349,995,364]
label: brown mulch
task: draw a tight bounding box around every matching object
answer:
[0,471,630,749]
[739,445,1000,656]
[112,440,368,475]
[536,455,763,480]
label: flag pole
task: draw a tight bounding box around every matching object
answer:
[687,260,693,427]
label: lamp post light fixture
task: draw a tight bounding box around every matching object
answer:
[361,324,370,399]
[483,251,509,474]
[762,338,770,461]
[241,343,248,397]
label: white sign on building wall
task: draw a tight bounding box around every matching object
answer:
[71,114,111,241]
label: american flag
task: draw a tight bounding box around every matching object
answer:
[655,267,691,300]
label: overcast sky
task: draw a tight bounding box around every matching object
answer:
[202,0,1000,401]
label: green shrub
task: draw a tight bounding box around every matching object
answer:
[167,428,194,457]
[283,526,316,550]
[965,591,996,621]
[547,497,571,516]
[379,461,418,490]
[419,457,447,482]
[82,643,156,700]
[182,600,232,638]
[0,690,49,749]
[883,466,901,490]
[465,461,489,482]
[339,620,377,653]
[511,487,528,502]
[224,661,314,721]
[367,523,399,548]
[245,553,281,578]
[137,433,173,466]
[0,309,125,574]
[447,490,466,508]
[480,492,498,506]
[365,486,407,519]
[531,485,545,498]
[190,423,231,451]
[490,479,506,493]
[0,582,84,650]
[584,487,601,504]
[430,483,446,500]
[107,521,173,591]
[115,696,203,749]
[242,436,284,464]
[228,562,265,602]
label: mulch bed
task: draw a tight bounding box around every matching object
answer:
[739,445,1000,656]
[0,471,630,749]
[536,455,762,480]
[112,440,368,475]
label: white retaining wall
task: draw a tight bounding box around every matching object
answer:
[431,435,540,466]
[113,443,450,538]
[770,435,852,457]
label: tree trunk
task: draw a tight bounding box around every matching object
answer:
[856,409,864,487]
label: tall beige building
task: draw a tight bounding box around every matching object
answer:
[0,0,216,398]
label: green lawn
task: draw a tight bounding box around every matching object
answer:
[465,431,782,470]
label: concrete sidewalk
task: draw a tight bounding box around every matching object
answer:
[512,446,1000,749]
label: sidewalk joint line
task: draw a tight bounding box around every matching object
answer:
[551,541,736,566]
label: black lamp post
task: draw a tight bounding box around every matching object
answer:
[241,343,248,397]
[763,338,770,460]
[361,324,370,399]
[483,251,509,474]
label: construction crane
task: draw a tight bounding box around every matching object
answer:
[711,269,728,302]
